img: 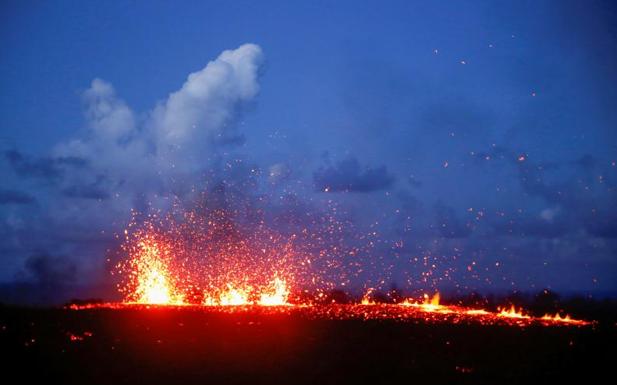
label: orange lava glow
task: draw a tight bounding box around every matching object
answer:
[114,209,307,308]
[107,210,592,327]
[497,305,530,319]
[200,277,291,306]
[119,234,185,305]
[400,292,445,312]
[541,313,588,325]
[67,299,592,327]
[360,288,376,305]
[258,277,291,306]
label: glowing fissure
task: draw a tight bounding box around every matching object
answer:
[111,212,591,326]
[113,236,590,325]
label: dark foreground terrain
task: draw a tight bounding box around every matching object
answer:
[0,305,614,385]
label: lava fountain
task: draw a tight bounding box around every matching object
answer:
[103,207,592,327]
[117,231,184,305]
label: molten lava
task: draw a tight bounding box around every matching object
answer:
[497,305,530,319]
[258,277,290,306]
[360,288,376,305]
[119,234,184,305]
[107,209,592,327]
[200,278,290,306]
[115,208,305,307]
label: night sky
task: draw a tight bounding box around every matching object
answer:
[1,0,616,303]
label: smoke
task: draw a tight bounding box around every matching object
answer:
[53,43,263,195]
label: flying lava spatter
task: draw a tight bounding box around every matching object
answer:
[99,206,593,327]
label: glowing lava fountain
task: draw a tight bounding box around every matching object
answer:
[119,233,185,305]
[105,210,592,327]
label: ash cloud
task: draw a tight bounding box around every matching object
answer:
[23,252,77,286]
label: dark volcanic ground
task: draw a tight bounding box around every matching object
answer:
[0,305,614,385]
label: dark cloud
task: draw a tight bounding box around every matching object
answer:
[0,189,36,205]
[23,252,77,286]
[62,176,110,200]
[4,149,88,182]
[0,253,83,305]
[62,185,110,200]
[313,157,395,193]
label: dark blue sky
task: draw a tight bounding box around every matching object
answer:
[1,0,616,302]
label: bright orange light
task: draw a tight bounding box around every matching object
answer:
[421,292,441,311]
[497,305,529,319]
[541,313,589,325]
[200,278,291,306]
[109,211,592,327]
[400,292,444,312]
[465,309,489,316]
[116,209,302,307]
[128,237,184,305]
[218,285,251,306]
[140,268,172,304]
[258,277,290,306]
[360,288,376,305]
